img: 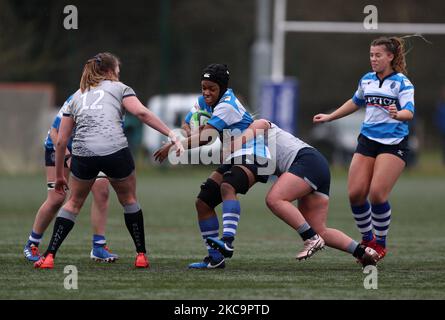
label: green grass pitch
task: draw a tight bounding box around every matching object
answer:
[0,168,444,299]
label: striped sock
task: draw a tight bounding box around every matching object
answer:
[198,216,223,260]
[371,202,391,248]
[92,234,106,248]
[222,200,241,244]
[27,231,43,247]
[351,201,373,241]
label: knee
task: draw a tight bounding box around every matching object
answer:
[93,188,110,206]
[368,188,388,204]
[195,198,214,219]
[48,191,66,209]
[265,194,281,213]
[220,182,236,198]
[348,187,368,205]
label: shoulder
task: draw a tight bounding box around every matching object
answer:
[66,90,81,106]
[219,89,237,105]
[394,73,414,88]
[213,101,233,113]
[360,72,376,81]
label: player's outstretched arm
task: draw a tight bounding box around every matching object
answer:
[153,123,219,163]
[230,119,271,154]
[313,99,359,123]
[123,96,183,154]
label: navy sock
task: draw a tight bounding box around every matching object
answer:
[124,203,146,254]
[296,222,317,241]
[45,209,77,257]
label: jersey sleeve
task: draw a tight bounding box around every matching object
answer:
[122,84,136,98]
[207,102,242,131]
[61,96,74,117]
[352,76,366,107]
[398,78,415,114]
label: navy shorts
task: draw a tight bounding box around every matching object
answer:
[355,134,409,163]
[44,148,69,168]
[70,147,135,180]
[287,147,331,197]
[216,155,270,183]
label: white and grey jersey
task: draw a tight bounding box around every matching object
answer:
[63,80,135,157]
[269,123,313,175]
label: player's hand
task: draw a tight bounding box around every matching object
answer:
[173,140,185,157]
[168,131,184,157]
[313,113,331,123]
[55,177,69,195]
[388,104,399,119]
[154,142,173,163]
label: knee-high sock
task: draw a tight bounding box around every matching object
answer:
[124,203,146,253]
[45,208,77,257]
[198,216,223,260]
[222,200,241,243]
[351,201,373,241]
[371,202,391,247]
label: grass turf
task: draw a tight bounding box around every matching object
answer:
[0,169,444,299]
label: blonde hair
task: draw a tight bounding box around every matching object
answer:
[80,52,120,92]
[371,36,407,75]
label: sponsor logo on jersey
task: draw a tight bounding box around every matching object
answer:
[365,95,397,106]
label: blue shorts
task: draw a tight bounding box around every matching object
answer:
[70,147,134,180]
[355,134,409,163]
[287,148,331,197]
[44,148,69,168]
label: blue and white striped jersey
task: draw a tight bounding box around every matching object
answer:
[184,96,213,124]
[352,72,415,145]
[206,89,270,160]
[44,96,73,151]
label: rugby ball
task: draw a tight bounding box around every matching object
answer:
[189,110,211,132]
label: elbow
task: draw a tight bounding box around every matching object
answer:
[56,139,66,149]
[137,110,151,123]
[258,119,272,129]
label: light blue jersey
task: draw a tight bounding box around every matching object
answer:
[352,72,414,144]
[206,89,270,160]
[184,96,213,124]
[44,96,73,151]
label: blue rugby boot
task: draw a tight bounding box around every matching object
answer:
[90,245,119,262]
[188,256,225,269]
[24,243,41,262]
[206,237,234,258]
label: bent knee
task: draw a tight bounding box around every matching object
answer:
[265,194,281,212]
[220,182,236,197]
